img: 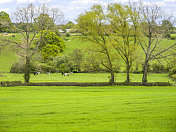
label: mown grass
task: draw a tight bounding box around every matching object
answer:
[0,73,171,83]
[0,86,176,132]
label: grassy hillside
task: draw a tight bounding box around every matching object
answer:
[0,86,176,131]
[0,33,175,72]
[0,33,21,72]
[63,36,90,54]
[0,45,18,72]
[0,34,91,72]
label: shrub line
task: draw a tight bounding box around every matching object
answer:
[0,81,172,87]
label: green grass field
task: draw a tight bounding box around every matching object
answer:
[64,36,90,54]
[0,45,18,72]
[0,73,171,83]
[0,86,176,132]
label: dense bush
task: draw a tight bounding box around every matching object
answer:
[0,81,172,87]
[58,63,71,73]
[151,64,165,73]
[172,69,176,74]
[65,32,70,37]
[170,34,176,40]
[25,82,172,86]
[10,62,25,73]
[1,81,23,87]
[10,62,36,73]
[39,63,52,73]
[151,63,169,73]
[169,69,176,76]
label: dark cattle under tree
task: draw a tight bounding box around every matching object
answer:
[34,72,40,75]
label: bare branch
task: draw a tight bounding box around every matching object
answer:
[150,43,176,59]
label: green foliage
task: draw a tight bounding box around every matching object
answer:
[0,33,175,74]
[170,34,176,39]
[37,30,65,59]
[161,20,173,37]
[58,63,71,73]
[55,49,84,73]
[0,11,12,32]
[65,21,75,29]
[34,14,54,30]
[69,49,84,72]
[82,52,102,72]
[39,63,52,73]
[15,22,34,32]
[24,82,171,86]
[0,81,23,87]
[170,69,176,75]
[76,4,117,84]
[10,62,25,73]
[10,60,37,74]
[41,44,61,59]
[61,21,75,31]
[54,29,61,37]
[65,32,70,37]
[151,63,167,73]
[108,3,141,83]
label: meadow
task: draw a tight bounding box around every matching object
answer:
[0,33,176,132]
[0,86,176,132]
[0,72,172,83]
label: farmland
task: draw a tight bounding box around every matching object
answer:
[0,86,176,132]
[0,2,176,131]
[0,72,172,83]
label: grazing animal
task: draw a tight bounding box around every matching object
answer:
[64,73,69,76]
[62,72,73,76]
[69,72,73,75]
[34,72,40,75]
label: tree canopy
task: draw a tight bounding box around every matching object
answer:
[76,4,118,84]
[0,11,12,32]
[37,30,65,59]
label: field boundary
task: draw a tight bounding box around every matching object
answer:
[0,81,172,87]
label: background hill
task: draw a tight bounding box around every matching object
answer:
[0,33,175,73]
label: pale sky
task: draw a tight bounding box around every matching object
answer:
[0,0,176,23]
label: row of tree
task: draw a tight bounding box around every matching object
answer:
[0,2,176,84]
[0,4,65,84]
[75,2,176,84]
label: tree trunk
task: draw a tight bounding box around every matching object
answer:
[24,57,31,84]
[142,61,148,84]
[109,70,115,85]
[126,63,130,83]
